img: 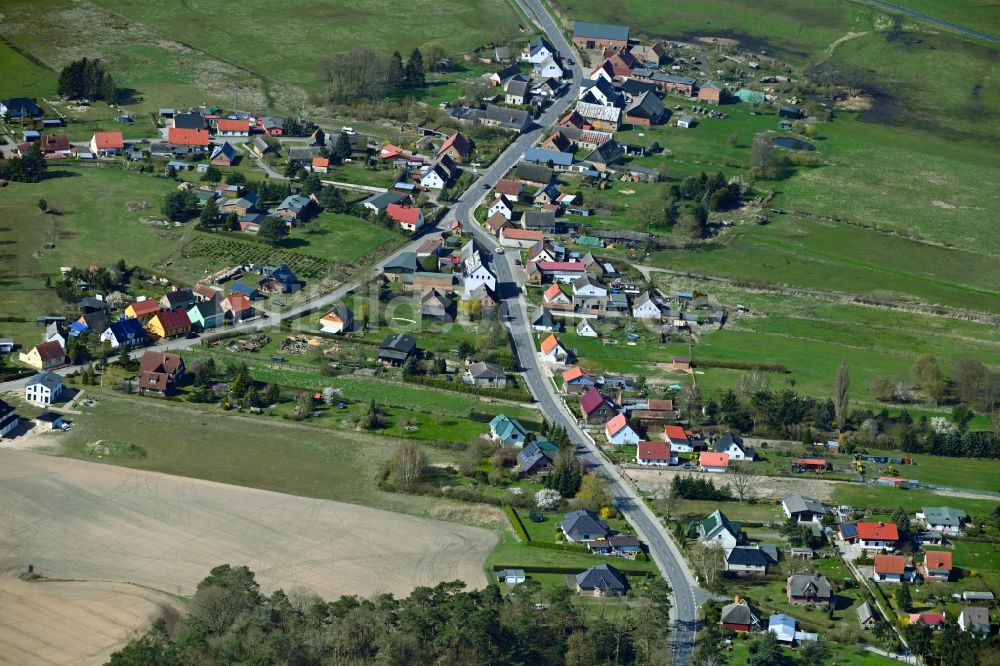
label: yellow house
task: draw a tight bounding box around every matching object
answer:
[147,309,192,339]
[19,341,66,370]
[125,299,162,321]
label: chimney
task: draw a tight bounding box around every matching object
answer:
[878,521,885,527]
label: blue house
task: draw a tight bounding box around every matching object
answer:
[229,282,259,300]
[259,264,302,294]
[490,414,528,447]
[187,301,226,330]
[100,318,147,349]
[1,97,43,119]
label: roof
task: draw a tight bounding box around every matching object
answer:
[107,318,146,341]
[714,431,746,453]
[386,203,422,225]
[700,451,729,468]
[501,228,544,242]
[782,495,828,516]
[384,251,418,273]
[537,261,584,272]
[796,458,827,466]
[575,101,622,123]
[485,212,509,233]
[576,563,626,591]
[605,413,631,437]
[544,283,565,300]
[173,113,205,129]
[32,341,65,361]
[139,350,184,376]
[168,127,210,146]
[229,282,257,296]
[840,523,859,539]
[925,551,952,570]
[264,264,300,287]
[562,366,592,383]
[625,90,666,119]
[363,191,406,210]
[495,179,521,197]
[489,413,525,439]
[700,510,739,540]
[216,118,249,132]
[540,334,562,354]
[190,300,223,320]
[506,78,530,97]
[26,371,62,391]
[727,547,772,567]
[960,606,989,624]
[515,163,553,184]
[92,131,124,149]
[856,522,900,542]
[769,613,796,639]
[127,299,162,316]
[379,333,417,354]
[438,131,471,157]
[921,506,968,526]
[525,147,573,167]
[857,601,877,624]
[721,600,759,626]
[787,574,832,598]
[152,308,191,331]
[224,292,251,312]
[579,387,609,416]
[638,440,671,461]
[561,509,610,540]
[874,554,906,575]
[664,424,691,443]
[573,21,629,42]
[481,104,531,130]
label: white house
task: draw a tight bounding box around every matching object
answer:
[522,37,553,64]
[488,195,514,220]
[917,507,968,535]
[958,607,991,637]
[420,163,450,190]
[25,371,64,407]
[872,555,912,583]
[632,292,662,319]
[576,318,599,338]
[464,263,497,298]
[543,283,572,306]
[540,334,568,363]
[605,414,640,445]
[534,57,564,79]
[572,275,607,306]
[714,432,753,461]
[636,440,676,466]
[856,522,900,551]
[781,496,829,523]
[698,510,742,551]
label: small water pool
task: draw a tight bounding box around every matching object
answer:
[772,136,816,151]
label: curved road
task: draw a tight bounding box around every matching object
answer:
[851,0,1000,43]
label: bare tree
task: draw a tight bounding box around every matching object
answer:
[728,462,759,502]
[834,361,850,428]
[689,542,725,590]
[738,370,769,396]
[656,486,681,520]
[389,441,427,486]
[634,196,666,229]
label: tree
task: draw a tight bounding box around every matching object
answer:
[460,298,483,322]
[57,58,117,101]
[902,621,932,658]
[224,171,246,185]
[388,441,426,486]
[405,47,425,87]
[952,404,974,434]
[200,199,220,227]
[257,217,288,246]
[749,133,780,179]
[747,631,784,666]
[37,198,48,213]
[834,361,850,428]
[675,210,706,242]
[387,50,405,91]
[894,579,912,611]
[224,211,239,231]
[635,196,666,229]
[535,488,561,510]
[678,384,701,424]
[166,164,178,179]
[420,42,446,71]
[318,185,346,212]
[938,621,982,666]
[229,364,254,400]
[333,131,353,161]
[1,142,47,182]
[201,165,222,183]
[688,543,725,590]
[912,353,945,405]
[728,461,759,501]
[161,189,199,222]
[574,473,611,513]
[871,377,896,402]
[797,640,828,663]
[664,198,680,227]
[301,173,323,195]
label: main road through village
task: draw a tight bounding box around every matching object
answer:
[0,0,703,660]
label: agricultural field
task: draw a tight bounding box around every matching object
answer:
[831,482,998,518]
[883,0,1000,36]
[176,234,333,281]
[864,448,1000,494]
[0,38,56,99]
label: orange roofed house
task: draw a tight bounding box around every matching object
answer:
[438,131,472,161]
[856,522,900,551]
[699,451,729,473]
[90,131,124,156]
[138,350,185,397]
[168,127,210,147]
[872,555,912,583]
[386,203,424,233]
[125,299,162,322]
[562,366,596,393]
[500,227,544,249]
[921,551,953,582]
[665,424,695,452]
[215,118,250,136]
[539,334,568,363]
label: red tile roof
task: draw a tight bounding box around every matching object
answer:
[33,340,65,361]
[216,118,249,132]
[699,452,729,468]
[127,299,161,316]
[495,179,522,197]
[562,366,591,382]
[501,228,543,242]
[438,131,471,157]
[540,334,561,353]
[924,551,952,570]
[605,413,630,436]
[312,157,330,168]
[543,283,564,300]
[168,128,210,146]
[647,399,674,411]
[41,134,71,152]
[638,440,671,461]
[796,458,827,466]
[92,131,124,149]
[579,387,608,416]
[537,261,585,272]
[152,308,191,331]
[874,554,905,575]
[386,203,422,225]
[856,522,900,541]
[664,424,690,442]
[225,293,251,312]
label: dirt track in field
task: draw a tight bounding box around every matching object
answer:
[0,449,496,665]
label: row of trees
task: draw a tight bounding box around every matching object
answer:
[321,45,434,103]
[110,564,672,665]
[57,57,117,102]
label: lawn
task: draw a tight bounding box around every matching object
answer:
[864,449,1000,494]
[286,212,400,265]
[880,0,1000,36]
[950,540,1000,593]
[723,638,901,665]
[831,483,998,518]
[673,499,784,523]
[0,38,56,99]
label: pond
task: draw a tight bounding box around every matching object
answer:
[772,136,815,150]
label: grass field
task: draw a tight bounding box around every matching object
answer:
[286,212,400,264]
[881,0,1000,36]
[865,448,1000,494]
[0,38,56,99]
[950,540,1000,592]
[831,483,998,518]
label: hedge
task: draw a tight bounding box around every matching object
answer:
[526,540,589,554]
[407,374,533,403]
[504,504,531,544]
[696,359,790,374]
[492,565,655,577]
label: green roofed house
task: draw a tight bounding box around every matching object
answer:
[187,300,225,331]
[489,414,528,447]
[735,88,766,105]
[698,509,744,551]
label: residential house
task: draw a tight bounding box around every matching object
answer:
[769,614,797,643]
[438,131,472,161]
[857,602,879,630]
[0,97,43,118]
[125,298,161,321]
[468,283,497,311]
[495,179,522,199]
[530,240,564,264]
[219,193,259,218]
[576,388,612,425]
[572,275,607,310]
[698,510,743,550]
[496,568,526,584]
[319,304,353,334]
[562,366,597,393]
[605,413,640,445]
[386,203,425,232]
[0,399,19,438]
[478,104,532,133]
[786,574,833,607]
[505,78,530,106]
[700,451,729,473]
[420,289,452,322]
[210,141,238,166]
[362,191,407,213]
[488,194,515,220]
[75,310,110,336]
[90,131,124,156]
[782,496,829,523]
[464,361,506,388]
[676,114,696,129]
[636,440,675,466]
[25,371,64,407]
[873,555,912,583]
[630,42,665,68]
[19,341,65,371]
[515,163,553,186]
[138,351,185,397]
[187,300,225,331]
[485,212,510,236]
[542,284,571,309]
[587,535,642,559]
[249,136,275,158]
[917,507,968,535]
[378,333,417,366]
[726,546,775,575]
[958,607,991,637]
[222,293,253,322]
[533,57,563,80]
[499,228,543,248]
[310,157,329,174]
[715,431,753,461]
[698,81,726,105]
[721,599,761,632]
[856,522,900,551]
[522,211,557,233]
[584,139,625,171]
[909,612,947,629]
[489,64,521,87]
[167,128,210,147]
[531,307,558,332]
[420,159,454,190]
[579,78,625,108]
[35,412,66,430]
[229,282,259,300]
[383,252,418,280]
[575,101,621,131]
[39,134,70,155]
[274,194,313,224]
[490,414,528,447]
[215,118,249,136]
[307,128,326,148]
[539,333,569,363]
[561,509,610,542]
[572,21,629,50]
[576,563,628,597]
[576,318,599,338]
[632,292,661,319]
[147,309,192,339]
[624,91,667,126]
[664,424,695,452]
[922,551,953,582]
[100,318,147,350]
[522,37,554,64]
[259,264,302,293]
[160,288,196,311]
[516,440,560,476]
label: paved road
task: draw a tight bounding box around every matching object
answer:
[850,0,1000,43]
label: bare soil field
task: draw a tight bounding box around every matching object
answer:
[0,578,184,666]
[625,467,837,502]
[0,448,496,663]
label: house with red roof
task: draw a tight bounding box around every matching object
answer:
[438,131,472,161]
[533,261,587,284]
[19,341,66,371]
[562,366,596,393]
[222,293,253,322]
[499,227,544,248]
[215,118,250,136]
[909,612,947,629]
[605,413,640,445]
[921,551,953,582]
[873,555,912,583]
[543,282,572,308]
[637,441,675,466]
[664,424,695,452]
[90,131,124,156]
[484,212,509,236]
[699,451,729,473]
[386,204,425,233]
[539,333,568,363]
[311,157,330,173]
[579,387,616,424]
[494,179,523,199]
[125,298,162,321]
[147,309,192,339]
[168,128,210,147]
[856,522,900,551]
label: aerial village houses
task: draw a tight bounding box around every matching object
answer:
[19,341,66,371]
[605,413,640,445]
[786,574,833,607]
[138,351,185,397]
[386,203,425,233]
[25,371,64,407]
[539,334,569,363]
[699,452,729,473]
[90,131,124,156]
[0,400,19,438]
[580,387,616,424]
[572,21,629,50]
[636,440,675,466]
[872,555,912,583]
[490,414,528,447]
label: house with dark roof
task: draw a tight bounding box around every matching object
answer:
[490,414,528,447]
[259,264,302,293]
[160,288,196,311]
[857,601,878,630]
[479,104,532,133]
[721,599,761,632]
[464,361,506,388]
[786,574,833,607]
[917,507,969,535]
[572,21,629,50]
[584,138,624,171]
[505,78,531,105]
[531,306,558,332]
[782,496,829,523]
[319,303,354,334]
[274,194,314,224]
[420,289,452,322]
[624,90,667,126]
[210,141,239,167]
[561,509,610,542]
[958,607,991,637]
[19,341,65,371]
[187,300,226,330]
[100,318,147,350]
[25,371,64,407]
[516,440,560,476]
[1,97,43,118]
[384,251,419,280]
[714,431,753,460]
[726,546,776,574]
[0,399,19,438]
[515,163,554,186]
[586,535,642,558]
[378,333,417,365]
[576,564,627,597]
